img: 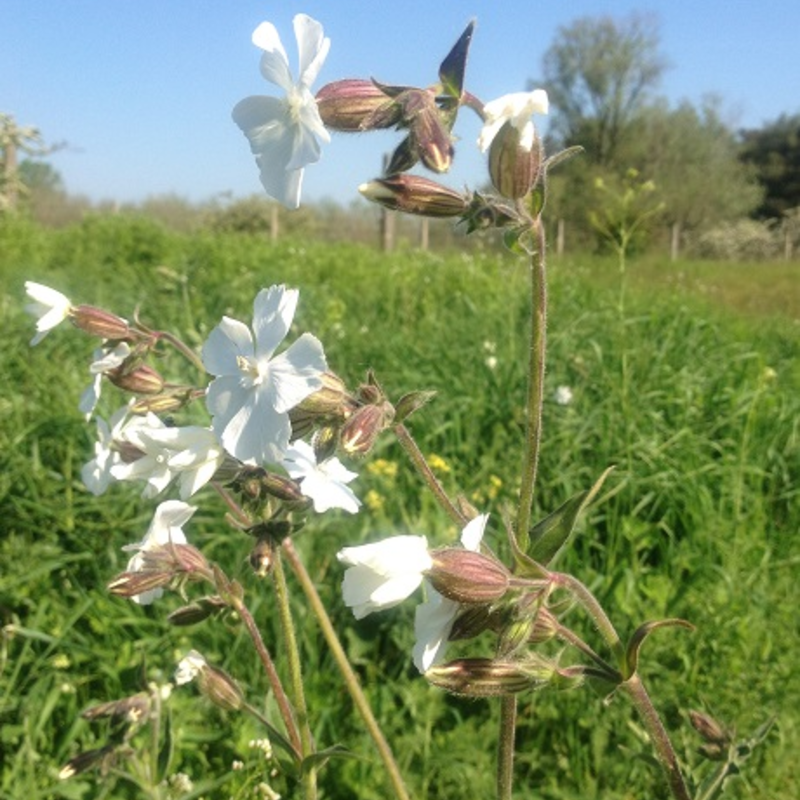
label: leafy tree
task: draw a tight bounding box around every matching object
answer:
[18,159,64,193]
[739,112,800,219]
[624,98,762,231]
[538,13,666,165]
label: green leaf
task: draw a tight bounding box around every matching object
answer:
[438,21,475,99]
[299,744,353,777]
[625,618,694,677]
[527,466,614,566]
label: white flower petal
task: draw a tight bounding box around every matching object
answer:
[175,650,207,685]
[267,333,326,413]
[293,13,329,88]
[413,584,459,673]
[252,285,297,360]
[202,316,255,376]
[252,21,293,92]
[24,281,73,345]
[460,514,489,552]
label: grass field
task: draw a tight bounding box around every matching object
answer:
[1,213,798,799]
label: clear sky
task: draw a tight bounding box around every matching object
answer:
[4,0,799,207]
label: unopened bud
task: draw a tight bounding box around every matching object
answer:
[427,549,511,604]
[360,175,468,218]
[449,604,497,641]
[340,401,395,456]
[82,692,150,723]
[689,710,730,746]
[196,663,244,712]
[249,536,276,577]
[488,121,542,199]
[293,371,351,417]
[168,595,228,626]
[108,363,165,395]
[425,658,545,696]
[59,745,116,780]
[71,305,131,340]
[401,89,453,173]
[129,390,191,414]
[316,79,401,131]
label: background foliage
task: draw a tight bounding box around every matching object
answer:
[1,214,797,799]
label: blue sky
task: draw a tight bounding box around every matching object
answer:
[4,0,799,207]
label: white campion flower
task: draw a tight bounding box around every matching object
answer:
[81,404,131,495]
[413,514,489,673]
[78,342,132,420]
[478,89,549,153]
[202,284,327,466]
[338,535,433,620]
[174,649,207,686]
[122,500,197,605]
[282,439,360,514]
[24,281,74,345]
[111,416,226,499]
[232,13,331,209]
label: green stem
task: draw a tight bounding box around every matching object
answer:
[233,596,302,756]
[516,216,547,550]
[621,673,691,800]
[550,571,625,666]
[282,538,412,800]
[272,547,317,799]
[156,329,207,373]
[496,696,517,800]
[394,422,466,528]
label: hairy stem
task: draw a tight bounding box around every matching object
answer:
[282,539,412,800]
[622,673,691,800]
[497,696,518,800]
[272,547,317,799]
[515,217,547,550]
[394,422,466,527]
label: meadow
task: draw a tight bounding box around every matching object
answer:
[0,213,798,799]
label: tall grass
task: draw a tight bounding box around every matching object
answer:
[1,214,797,798]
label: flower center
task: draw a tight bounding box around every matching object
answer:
[236,354,266,387]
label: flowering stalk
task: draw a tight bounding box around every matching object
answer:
[394,422,466,528]
[282,538,412,800]
[515,216,547,549]
[270,547,317,799]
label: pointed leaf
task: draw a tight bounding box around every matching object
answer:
[299,744,352,776]
[157,707,174,780]
[438,21,475,98]
[528,467,614,566]
[543,145,584,172]
[625,618,695,677]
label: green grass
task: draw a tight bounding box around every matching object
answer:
[0,214,798,799]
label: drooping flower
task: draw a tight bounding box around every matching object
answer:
[412,514,488,673]
[282,439,360,514]
[202,285,327,466]
[337,535,433,620]
[121,500,197,605]
[477,90,549,153]
[233,13,331,209]
[81,405,131,495]
[24,281,74,346]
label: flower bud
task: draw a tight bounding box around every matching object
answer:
[129,390,191,415]
[400,89,454,173]
[359,175,469,218]
[340,401,395,456]
[488,120,543,199]
[427,548,511,604]
[196,663,244,712]
[71,305,131,340]
[167,595,228,626]
[108,363,165,395]
[59,745,116,780]
[82,692,151,723]
[689,710,730,746]
[316,79,401,131]
[425,658,546,696]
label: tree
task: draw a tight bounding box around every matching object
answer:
[0,113,50,210]
[624,98,762,232]
[739,112,800,219]
[538,13,666,165]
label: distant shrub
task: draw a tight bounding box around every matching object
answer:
[694,218,780,261]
